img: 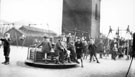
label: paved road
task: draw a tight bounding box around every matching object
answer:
[0,46,135,77]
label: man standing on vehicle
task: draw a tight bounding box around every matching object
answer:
[36,35,52,63]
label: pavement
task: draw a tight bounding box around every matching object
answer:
[0,46,135,77]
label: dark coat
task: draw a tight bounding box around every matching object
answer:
[88,44,97,54]
[0,38,10,48]
[55,40,64,53]
[37,41,52,53]
[67,42,76,55]
[75,41,83,53]
[0,38,11,56]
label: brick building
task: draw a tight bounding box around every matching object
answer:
[62,0,101,39]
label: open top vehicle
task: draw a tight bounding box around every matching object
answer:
[25,36,79,68]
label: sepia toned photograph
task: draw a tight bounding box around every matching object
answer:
[0,0,135,77]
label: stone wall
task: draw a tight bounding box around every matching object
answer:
[62,0,92,37]
[62,0,101,39]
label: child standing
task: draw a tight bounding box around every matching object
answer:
[0,33,11,65]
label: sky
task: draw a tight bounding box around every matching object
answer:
[100,0,135,39]
[0,0,135,38]
[0,0,63,34]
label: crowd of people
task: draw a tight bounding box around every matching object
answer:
[34,33,100,67]
[0,32,135,67]
[35,33,134,67]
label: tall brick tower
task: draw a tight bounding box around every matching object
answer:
[62,0,101,39]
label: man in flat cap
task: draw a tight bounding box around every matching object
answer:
[36,35,52,63]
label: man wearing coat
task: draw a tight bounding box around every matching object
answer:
[55,36,67,64]
[88,39,100,63]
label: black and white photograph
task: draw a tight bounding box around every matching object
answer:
[0,0,135,77]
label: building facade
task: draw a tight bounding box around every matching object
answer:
[62,0,101,39]
[5,26,57,46]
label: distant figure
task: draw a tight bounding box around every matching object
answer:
[82,39,88,59]
[88,39,99,63]
[0,33,11,65]
[132,33,135,58]
[75,38,84,67]
[55,36,66,64]
[36,35,52,63]
[67,41,79,63]
[112,44,118,60]
[99,40,104,58]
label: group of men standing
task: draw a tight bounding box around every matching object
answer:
[51,34,100,67]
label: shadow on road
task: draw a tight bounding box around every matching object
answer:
[16,61,79,69]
